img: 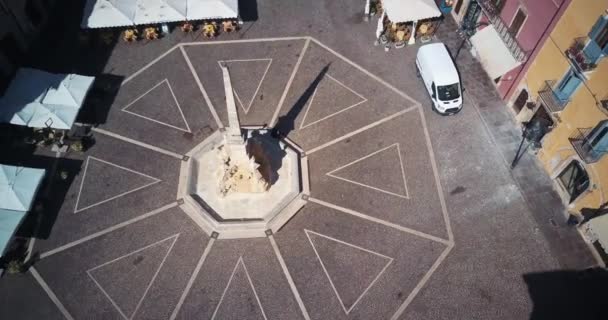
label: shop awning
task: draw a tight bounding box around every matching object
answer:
[382,0,441,23]
[187,0,238,20]
[0,165,46,212]
[470,25,521,79]
[0,68,94,130]
[0,209,27,255]
[589,214,608,254]
[82,0,238,28]
[0,164,45,256]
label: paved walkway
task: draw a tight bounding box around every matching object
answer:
[436,17,597,269]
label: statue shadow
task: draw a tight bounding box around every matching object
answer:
[253,64,330,187]
[272,63,331,139]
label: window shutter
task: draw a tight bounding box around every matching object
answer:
[588,15,608,40]
[583,40,603,62]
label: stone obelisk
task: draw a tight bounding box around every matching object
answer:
[217,63,269,195]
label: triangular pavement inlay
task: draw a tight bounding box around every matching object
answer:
[211,256,268,320]
[217,59,272,114]
[87,234,179,320]
[121,79,191,132]
[306,230,393,314]
[74,156,161,213]
[299,73,367,129]
[327,143,409,199]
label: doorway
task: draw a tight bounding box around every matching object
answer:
[557,161,589,203]
[509,7,527,36]
[513,89,528,113]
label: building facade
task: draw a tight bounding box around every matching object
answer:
[450,0,569,100]
[510,0,608,220]
[0,0,55,92]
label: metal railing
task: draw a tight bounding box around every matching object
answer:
[569,127,608,163]
[476,0,527,62]
[538,80,569,113]
[565,37,599,77]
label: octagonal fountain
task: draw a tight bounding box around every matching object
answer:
[177,63,308,239]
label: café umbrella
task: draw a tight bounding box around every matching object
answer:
[0,165,45,256]
[0,208,28,255]
[0,165,45,212]
[0,68,95,130]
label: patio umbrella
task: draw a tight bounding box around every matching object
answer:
[135,0,187,25]
[0,165,45,212]
[0,69,95,130]
[0,208,28,255]
[81,0,137,28]
[187,0,239,20]
[382,0,441,23]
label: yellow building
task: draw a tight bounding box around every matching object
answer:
[509,1,608,251]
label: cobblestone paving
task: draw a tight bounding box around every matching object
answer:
[0,1,598,319]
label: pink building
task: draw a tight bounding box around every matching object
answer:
[450,0,570,103]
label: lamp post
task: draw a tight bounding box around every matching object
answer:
[510,117,550,169]
[454,22,487,60]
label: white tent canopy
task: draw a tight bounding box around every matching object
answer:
[82,0,239,28]
[470,25,521,79]
[0,68,95,130]
[187,0,238,21]
[382,0,441,23]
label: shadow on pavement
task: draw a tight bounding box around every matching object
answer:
[523,268,608,320]
[77,74,124,125]
[238,0,258,22]
[273,64,330,138]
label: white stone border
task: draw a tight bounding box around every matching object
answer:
[216,58,273,114]
[299,74,368,129]
[326,143,409,199]
[169,237,216,320]
[30,37,453,320]
[86,234,179,320]
[74,156,162,214]
[305,229,394,315]
[211,256,268,320]
[121,79,192,133]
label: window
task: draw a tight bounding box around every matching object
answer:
[586,120,608,160]
[557,161,589,203]
[584,15,608,62]
[454,0,463,14]
[509,8,527,36]
[554,69,582,103]
[437,83,460,100]
[513,89,528,112]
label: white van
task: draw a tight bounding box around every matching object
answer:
[416,43,462,115]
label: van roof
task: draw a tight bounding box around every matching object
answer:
[417,43,460,85]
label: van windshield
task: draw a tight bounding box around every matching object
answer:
[437,83,460,101]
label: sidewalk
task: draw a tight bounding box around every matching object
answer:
[436,16,598,269]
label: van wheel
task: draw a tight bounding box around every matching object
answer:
[415,65,421,78]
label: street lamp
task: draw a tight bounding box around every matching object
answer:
[510,117,550,169]
[454,22,488,60]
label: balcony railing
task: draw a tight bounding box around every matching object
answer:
[569,127,608,163]
[476,0,527,62]
[538,80,569,113]
[565,37,599,78]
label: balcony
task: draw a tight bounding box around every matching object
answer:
[565,38,599,78]
[476,0,527,62]
[538,81,569,113]
[569,128,608,164]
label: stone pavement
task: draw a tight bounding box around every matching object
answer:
[1,1,603,319]
[436,17,597,269]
